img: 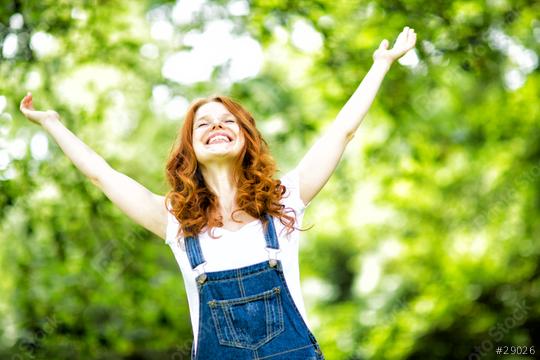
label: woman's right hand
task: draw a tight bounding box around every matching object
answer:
[19,92,60,126]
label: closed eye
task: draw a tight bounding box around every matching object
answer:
[197,123,208,128]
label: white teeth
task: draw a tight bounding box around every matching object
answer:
[208,135,230,144]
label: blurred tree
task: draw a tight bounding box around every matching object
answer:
[1,0,539,359]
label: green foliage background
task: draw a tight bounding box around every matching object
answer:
[1,0,539,359]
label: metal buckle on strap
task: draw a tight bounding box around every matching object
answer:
[265,247,281,268]
[194,262,207,284]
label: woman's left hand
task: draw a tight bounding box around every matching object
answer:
[372,26,417,66]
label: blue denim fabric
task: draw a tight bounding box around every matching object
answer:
[185,213,325,360]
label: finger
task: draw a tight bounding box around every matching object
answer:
[379,39,389,49]
[409,32,417,45]
[22,95,34,110]
[26,96,34,110]
[396,27,408,44]
[21,96,28,110]
[409,28,415,38]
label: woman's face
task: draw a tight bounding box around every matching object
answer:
[192,101,245,166]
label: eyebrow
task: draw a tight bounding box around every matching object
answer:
[194,113,234,123]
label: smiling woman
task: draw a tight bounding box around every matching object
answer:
[18,25,417,359]
[162,95,325,358]
[165,95,298,241]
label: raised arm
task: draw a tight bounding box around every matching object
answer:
[296,26,417,206]
[19,93,168,240]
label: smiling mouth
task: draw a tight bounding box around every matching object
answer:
[206,134,233,145]
[206,139,231,145]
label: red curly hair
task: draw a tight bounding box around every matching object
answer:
[165,95,307,242]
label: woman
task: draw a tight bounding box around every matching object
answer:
[20,27,416,359]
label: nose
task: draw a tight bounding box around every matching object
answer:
[209,120,225,130]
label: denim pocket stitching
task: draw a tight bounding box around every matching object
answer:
[209,287,284,350]
[209,303,225,345]
[221,303,241,345]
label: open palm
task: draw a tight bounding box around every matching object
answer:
[19,92,59,126]
[373,26,417,64]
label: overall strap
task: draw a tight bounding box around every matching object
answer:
[263,213,280,250]
[184,235,206,270]
[263,213,281,267]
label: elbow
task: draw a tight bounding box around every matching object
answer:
[89,175,101,187]
[329,122,355,143]
[89,159,112,188]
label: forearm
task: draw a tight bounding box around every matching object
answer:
[41,117,111,182]
[332,60,392,138]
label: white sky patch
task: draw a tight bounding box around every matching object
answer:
[140,43,159,59]
[229,36,263,81]
[452,230,488,258]
[146,4,168,25]
[172,0,206,25]
[507,44,538,73]
[163,51,214,84]
[227,0,249,16]
[34,182,61,202]
[0,113,12,137]
[0,125,9,138]
[164,19,262,84]
[9,13,24,30]
[0,150,10,170]
[30,132,49,160]
[0,96,6,113]
[487,27,538,90]
[380,238,403,258]
[0,166,17,180]
[260,116,286,135]
[8,138,27,159]
[56,65,124,111]
[103,91,137,137]
[488,27,538,73]
[291,19,323,53]
[504,68,525,90]
[30,32,61,58]
[349,180,396,226]
[302,277,334,302]
[151,19,174,41]
[164,95,189,120]
[71,8,88,21]
[25,70,42,90]
[317,15,334,29]
[152,84,172,106]
[356,254,382,294]
[189,20,236,66]
[273,25,289,44]
[2,33,18,58]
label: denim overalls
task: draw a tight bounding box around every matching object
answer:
[185,213,325,360]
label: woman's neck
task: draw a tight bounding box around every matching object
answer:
[200,163,236,216]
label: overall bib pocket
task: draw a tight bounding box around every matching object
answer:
[208,286,284,350]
